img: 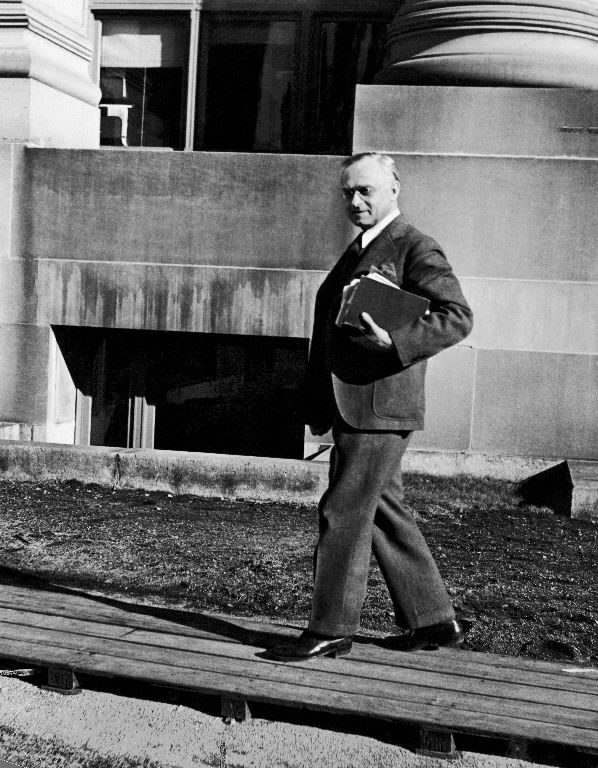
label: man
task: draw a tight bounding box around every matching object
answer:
[271,153,473,661]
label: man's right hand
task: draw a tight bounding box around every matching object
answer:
[309,424,330,436]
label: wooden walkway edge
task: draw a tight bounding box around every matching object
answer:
[0,582,596,761]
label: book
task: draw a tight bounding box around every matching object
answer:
[335,271,430,332]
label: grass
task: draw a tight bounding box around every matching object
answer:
[0,474,596,663]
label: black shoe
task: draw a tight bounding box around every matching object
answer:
[269,631,353,661]
[382,620,464,652]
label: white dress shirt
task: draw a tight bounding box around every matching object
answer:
[360,208,400,250]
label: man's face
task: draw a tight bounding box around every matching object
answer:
[341,157,399,231]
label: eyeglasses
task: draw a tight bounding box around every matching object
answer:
[340,185,378,201]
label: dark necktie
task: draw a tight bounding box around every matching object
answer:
[339,235,363,283]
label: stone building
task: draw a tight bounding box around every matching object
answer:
[0,1,596,464]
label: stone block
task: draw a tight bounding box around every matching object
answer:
[411,346,476,451]
[0,80,99,149]
[0,441,117,486]
[354,86,598,158]
[24,150,351,269]
[34,260,323,338]
[0,144,15,260]
[0,323,51,423]
[391,154,598,282]
[464,279,597,355]
[471,350,598,459]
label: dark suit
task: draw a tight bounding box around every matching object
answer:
[305,214,473,636]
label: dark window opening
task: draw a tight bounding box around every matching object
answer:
[310,19,389,154]
[196,16,298,153]
[53,327,308,460]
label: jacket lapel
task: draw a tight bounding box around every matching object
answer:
[351,214,408,280]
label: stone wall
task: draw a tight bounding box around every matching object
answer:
[1,144,596,459]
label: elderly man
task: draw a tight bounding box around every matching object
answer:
[271,153,473,661]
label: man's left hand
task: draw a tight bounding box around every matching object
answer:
[360,313,393,350]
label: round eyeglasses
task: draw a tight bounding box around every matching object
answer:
[340,185,377,201]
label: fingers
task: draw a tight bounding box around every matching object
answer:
[342,278,361,301]
[360,313,393,348]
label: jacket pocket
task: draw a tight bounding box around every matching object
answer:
[372,362,426,420]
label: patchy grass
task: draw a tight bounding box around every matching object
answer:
[0,724,164,768]
[0,475,596,663]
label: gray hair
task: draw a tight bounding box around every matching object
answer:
[341,152,401,184]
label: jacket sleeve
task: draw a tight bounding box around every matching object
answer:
[390,240,473,367]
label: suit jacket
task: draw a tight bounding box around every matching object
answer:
[305,214,473,432]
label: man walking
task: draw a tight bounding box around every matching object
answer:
[271,153,473,661]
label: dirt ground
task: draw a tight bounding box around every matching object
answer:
[0,475,596,768]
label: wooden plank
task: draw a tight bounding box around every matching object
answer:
[0,597,594,699]
[0,584,589,682]
[0,621,595,739]
[0,609,134,641]
[0,586,266,641]
[0,634,594,750]
[2,611,594,722]
[0,584,586,682]
[116,629,596,713]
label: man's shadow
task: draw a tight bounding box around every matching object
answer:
[0,565,301,652]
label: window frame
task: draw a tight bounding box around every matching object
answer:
[95,10,192,150]
[92,4,394,154]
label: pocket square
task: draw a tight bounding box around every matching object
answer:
[369,263,398,284]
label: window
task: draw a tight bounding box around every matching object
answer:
[95,10,391,154]
[196,16,298,153]
[311,19,389,154]
[99,16,189,149]
[55,327,308,459]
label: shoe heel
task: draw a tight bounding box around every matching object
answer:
[327,642,352,658]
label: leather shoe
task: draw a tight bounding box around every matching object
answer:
[269,631,353,661]
[381,620,464,652]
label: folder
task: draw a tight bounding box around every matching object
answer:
[335,272,430,332]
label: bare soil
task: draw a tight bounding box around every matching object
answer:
[0,475,596,664]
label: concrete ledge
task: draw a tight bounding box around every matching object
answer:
[403,449,557,482]
[0,441,329,504]
[115,448,328,503]
[0,441,118,488]
[0,440,584,504]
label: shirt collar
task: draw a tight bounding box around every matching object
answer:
[360,209,400,249]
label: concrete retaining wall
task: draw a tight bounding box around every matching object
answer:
[0,441,560,504]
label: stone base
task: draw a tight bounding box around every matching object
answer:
[0,79,99,148]
[354,85,598,158]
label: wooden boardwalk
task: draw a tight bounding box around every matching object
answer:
[0,581,596,760]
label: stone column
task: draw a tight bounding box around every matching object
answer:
[377,0,598,87]
[0,1,99,443]
[0,0,101,146]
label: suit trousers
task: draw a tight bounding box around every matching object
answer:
[308,420,455,636]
